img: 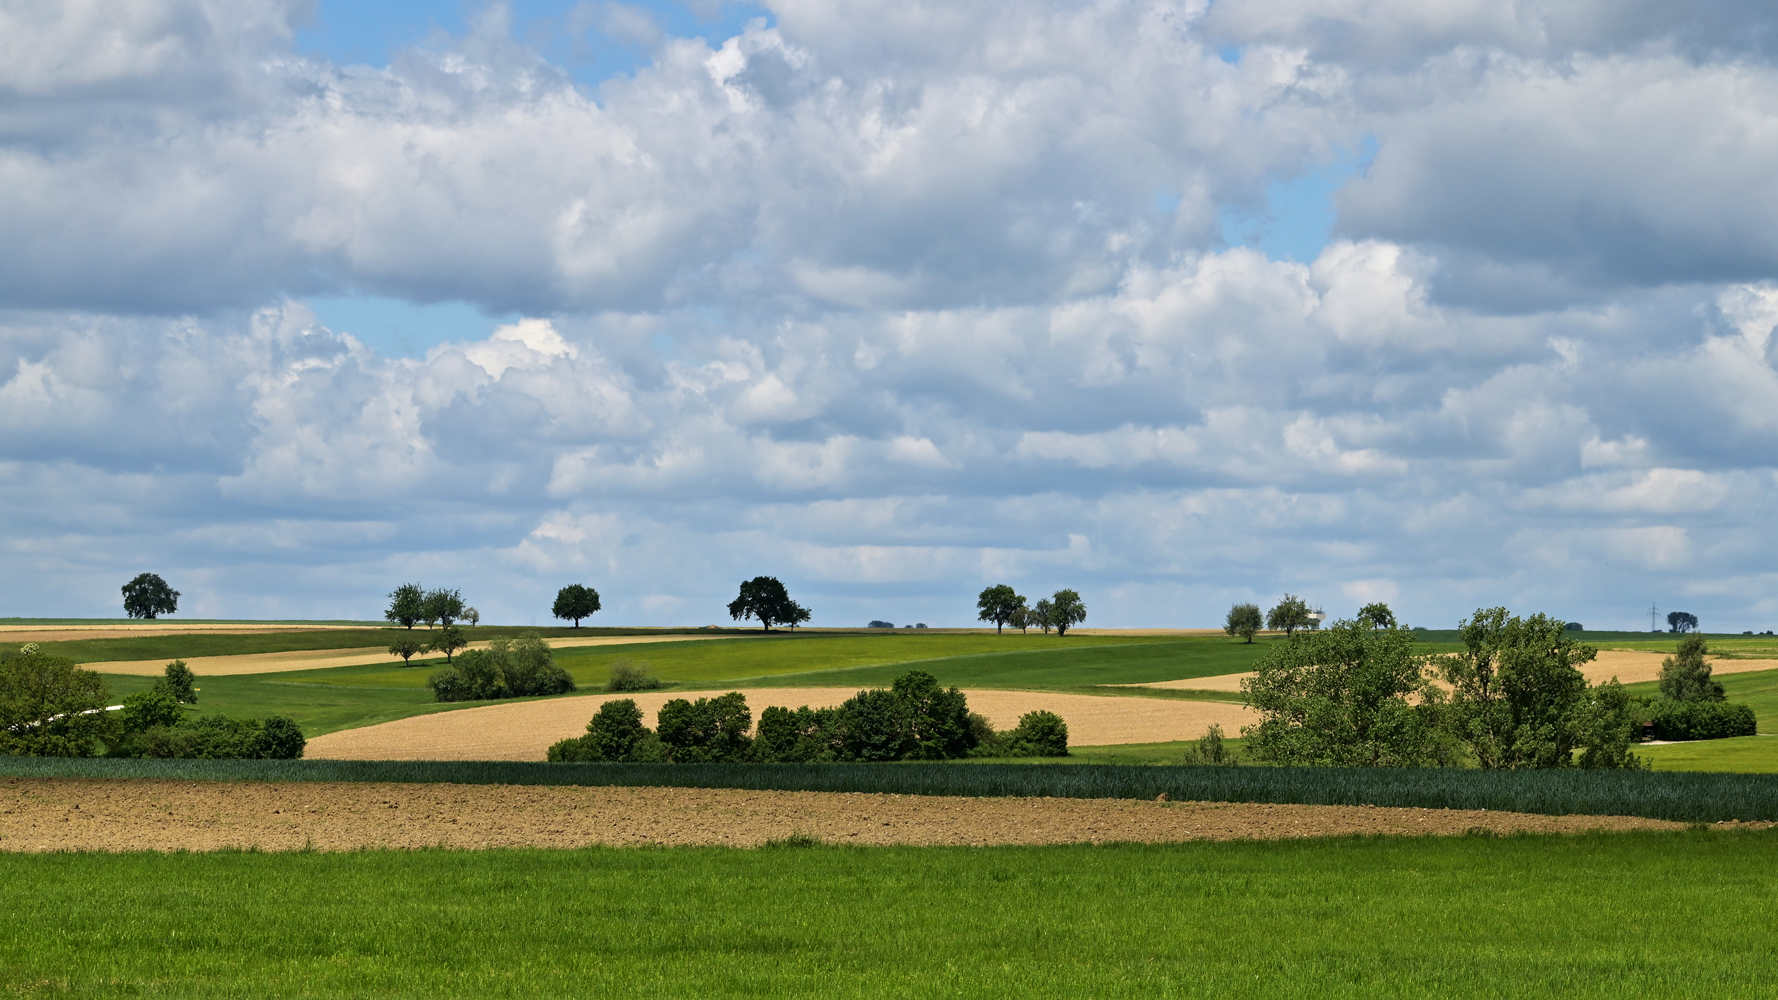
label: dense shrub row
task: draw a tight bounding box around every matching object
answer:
[1643,700,1758,742]
[548,671,1070,763]
[428,633,574,702]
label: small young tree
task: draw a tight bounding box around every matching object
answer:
[121,573,179,620]
[1031,599,1054,634]
[160,660,198,704]
[1265,594,1313,636]
[1658,634,1724,702]
[463,607,481,627]
[1047,589,1087,636]
[385,583,425,629]
[426,624,468,664]
[552,584,601,627]
[1224,603,1263,643]
[388,636,423,666]
[727,576,799,631]
[976,584,1026,634]
[1357,603,1397,629]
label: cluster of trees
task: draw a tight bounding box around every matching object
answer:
[1223,594,1344,642]
[1645,634,1756,740]
[728,576,811,631]
[0,648,303,759]
[547,670,1069,763]
[385,584,479,666]
[976,586,1087,635]
[428,633,575,702]
[1239,605,1759,770]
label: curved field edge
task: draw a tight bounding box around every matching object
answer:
[5,833,1778,999]
[6,757,1778,823]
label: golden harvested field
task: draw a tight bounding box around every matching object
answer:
[0,623,367,643]
[86,632,762,676]
[0,778,1709,852]
[305,689,1259,760]
[1140,650,1778,693]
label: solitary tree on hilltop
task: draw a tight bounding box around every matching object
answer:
[1357,603,1397,629]
[385,583,425,629]
[121,573,179,620]
[1225,603,1262,643]
[1667,611,1699,634]
[977,584,1026,634]
[553,585,602,627]
[1266,595,1313,637]
[728,576,802,631]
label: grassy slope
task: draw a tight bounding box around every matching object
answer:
[29,625,751,664]
[6,833,1778,999]
[96,634,1276,737]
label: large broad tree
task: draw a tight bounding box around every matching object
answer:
[1047,589,1087,636]
[121,573,179,620]
[976,584,1026,634]
[1435,607,1641,770]
[728,576,800,631]
[385,583,425,629]
[1265,594,1313,636]
[1240,619,1440,767]
[552,584,602,627]
[1357,603,1397,629]
[1224,603,1262,643]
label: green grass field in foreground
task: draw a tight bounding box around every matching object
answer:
[6,832,1777,999]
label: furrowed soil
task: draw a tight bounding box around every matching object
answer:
[304,688,1261,759]
[0,778,1709,851]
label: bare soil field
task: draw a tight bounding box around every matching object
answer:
[306,689,1259,760]
[0,778,1711,852]
[86,632,763,676]
[1139,650,1778,694]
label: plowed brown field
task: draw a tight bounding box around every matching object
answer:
[304,689,1259,759]
[0,779,1709,852]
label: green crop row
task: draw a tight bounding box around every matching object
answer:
[8,756,1778,822]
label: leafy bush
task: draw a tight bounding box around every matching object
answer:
[0,648,112,757]
[1000,711,1069,757]
[1643,700,1757,741]
[1181,723,1237,766]
[657,693,753,762]
[752,705,841,762]
[429,632,574,702]
[606,659,661,693]
[548,699,658,762]
[127,714,305,759]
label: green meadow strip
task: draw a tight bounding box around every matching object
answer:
[5,757,1778,822]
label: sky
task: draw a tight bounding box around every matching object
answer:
[4,0,1778,631]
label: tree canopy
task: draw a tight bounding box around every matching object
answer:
[976,584,1026,633]
[1357,603,1397,629]
[552,584,602,627]
[1667,611,1699,633]
[1046,589,1087,636]
[727,576,801,631]
[1224,603,1262,643]
[0,647,112,756]
[1265,594,1313,636]
[385,583,425,629]
[422,588,465,628]
[121,573,179,620]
